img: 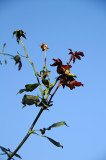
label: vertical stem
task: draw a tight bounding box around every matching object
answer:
[45,51,46,67]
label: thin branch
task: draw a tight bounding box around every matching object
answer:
[17,51,26,58]
[0,53,14,58]
[20,39,44,97]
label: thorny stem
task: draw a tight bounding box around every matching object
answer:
[20,39,43,97]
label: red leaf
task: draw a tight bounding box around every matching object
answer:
[18,62,22,70]
[78,51,84,57]
[50,59,62,66]
[66,80,83,90]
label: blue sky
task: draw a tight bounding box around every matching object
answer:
[0,0,106,160]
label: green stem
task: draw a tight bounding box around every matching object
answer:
[0,53,14,58]
[7,108,44,160]
[20,39,43,97]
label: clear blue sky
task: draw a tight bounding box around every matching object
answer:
[0,0,106,160]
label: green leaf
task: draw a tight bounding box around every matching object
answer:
[2,43,6,52]
[41,71,51,87]
[4,59,7,65]
[17,89,26,94]
[17,83,39,94]
[0,146,9,152]
[45,136,63,148]
[42,78,50,87]
[25,83,39,91]
[47,121,69,130]
[67,73,76,77]
[15,153,22,159]
[13,30,26,43]
[22,95,40,107]
[2,43,7,65]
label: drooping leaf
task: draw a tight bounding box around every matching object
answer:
[14,153,22,159]
[17,83,39,94]
[13,30,26,44]
[22,95,40,107]
[47,121,69,130]
[17,89,26,94]
[0,146,10,157]
[4,59,7,65]
[13,55,22,70]
[33,133,63,148]
[0,146,9,153]
[14,55,21,64]
[3,43,6,50]
[2,43,7,65]
[45,136,63,148]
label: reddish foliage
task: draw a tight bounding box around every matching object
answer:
[68,49,84,63]
[51,59,72,74]
[18,62,22,70]
[66,80,83,90]
[51,49,84,90]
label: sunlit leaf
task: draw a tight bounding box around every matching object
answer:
[45,136,63,148]
[47,121,69,130]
